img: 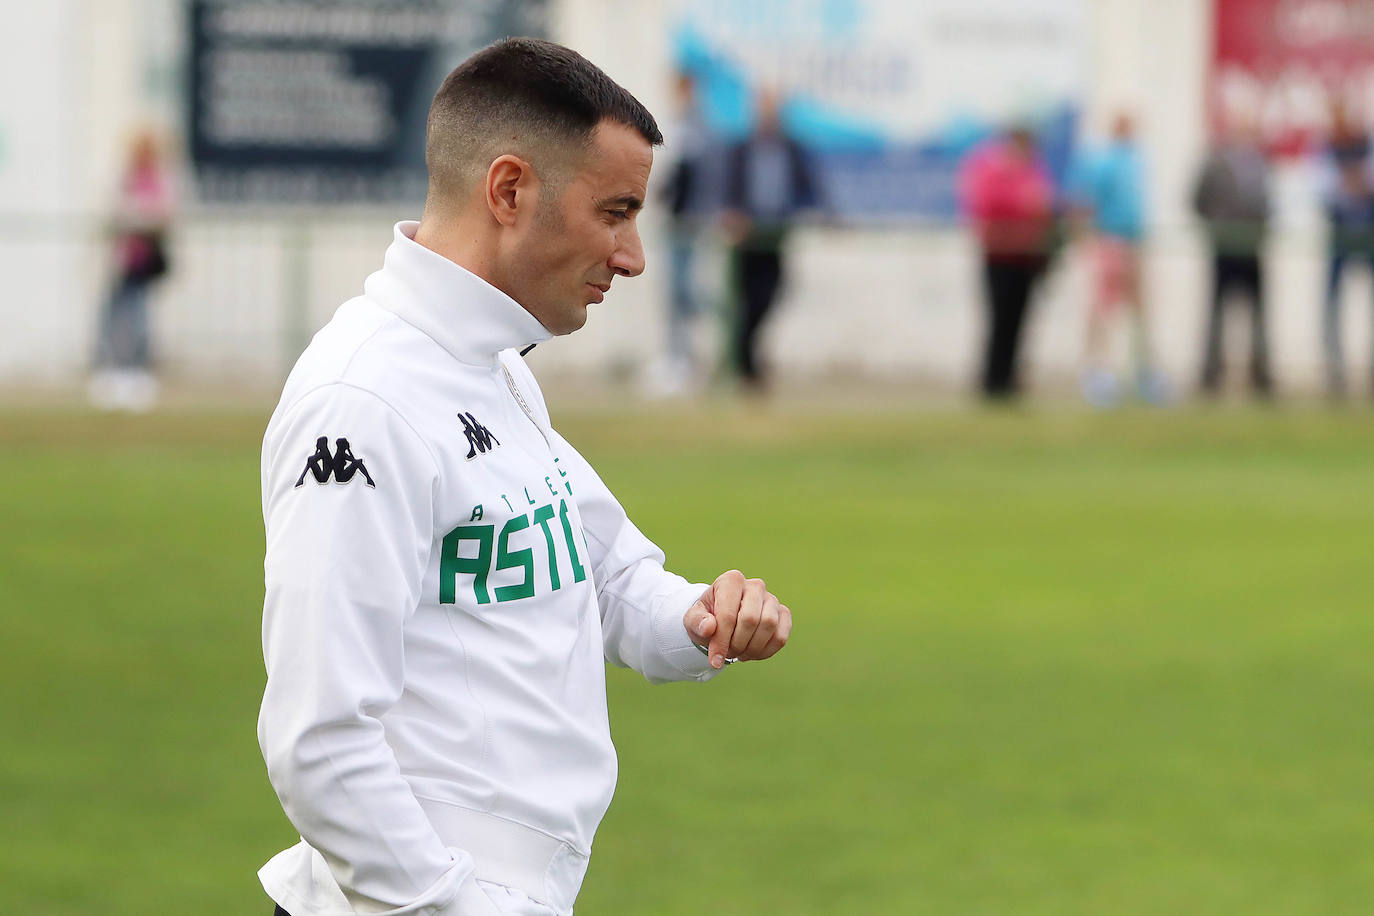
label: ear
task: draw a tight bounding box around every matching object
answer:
[485,154,536,227]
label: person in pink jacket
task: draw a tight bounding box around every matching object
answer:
[90,128,174,411]
[959,127,1056,398]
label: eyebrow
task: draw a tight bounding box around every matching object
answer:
[596,194,644,212]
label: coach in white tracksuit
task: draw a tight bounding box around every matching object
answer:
[256,39,792,916]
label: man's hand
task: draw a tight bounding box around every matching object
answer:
[683,570,792,669]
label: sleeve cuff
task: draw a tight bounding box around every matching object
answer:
[651,582,722,682]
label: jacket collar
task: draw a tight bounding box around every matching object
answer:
[364,221,551,366]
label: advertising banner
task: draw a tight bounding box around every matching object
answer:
[187,0,548,203]
[1213,0,1374,154]
[672,0,1089,222]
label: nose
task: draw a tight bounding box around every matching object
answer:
[608,224,645,278]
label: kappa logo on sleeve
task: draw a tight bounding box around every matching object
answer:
[294,436,377,488]
[458,412,500,460]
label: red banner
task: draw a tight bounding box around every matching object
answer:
[1213,0,1374,154]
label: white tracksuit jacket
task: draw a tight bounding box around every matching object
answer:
[257,222,719,916]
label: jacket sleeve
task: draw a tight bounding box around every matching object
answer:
[548,427,720,685]
[258,382,499,916]
[1192,156,1220,220]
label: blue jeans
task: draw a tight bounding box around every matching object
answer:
[666,227,704,365]
[95,275,152,369]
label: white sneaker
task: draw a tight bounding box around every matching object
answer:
[1137,369,1172,406]
[1081,368,1119,408]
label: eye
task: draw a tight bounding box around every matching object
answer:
[607,209,631,221]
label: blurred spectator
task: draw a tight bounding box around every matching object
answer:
[959,126,1056,399]
[1192,116,1273,397]
[1316,96,1374,399]
[1067,113,1168,406]
[721,88,821,392]
[645,71,716,397]
[90,127,175,411]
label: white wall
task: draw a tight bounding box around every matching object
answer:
[1,0,1359,394]
[0,0,86,383]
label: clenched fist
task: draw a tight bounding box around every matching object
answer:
[683,570,792,669]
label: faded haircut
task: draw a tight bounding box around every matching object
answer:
[424,37,663,205]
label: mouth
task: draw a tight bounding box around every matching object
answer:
[587,282,610,304]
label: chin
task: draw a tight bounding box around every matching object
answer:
[551,309,589,336]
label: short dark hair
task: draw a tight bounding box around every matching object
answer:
[425,37,662,200]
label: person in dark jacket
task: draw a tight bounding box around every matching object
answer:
[720,89,820,391]
[1192,117,1273,396]
[1317,96,1374,398]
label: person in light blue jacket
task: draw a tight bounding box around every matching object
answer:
[1067,112,1167,406]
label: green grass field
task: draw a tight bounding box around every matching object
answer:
[2,402,1371,914]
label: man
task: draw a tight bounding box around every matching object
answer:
[1318,95,1374,399]
[1192,114,1274,397]
[721,88,821,392]
[257,39,792,916]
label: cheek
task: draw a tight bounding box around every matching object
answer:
[532,217,617,286]
[521,234,572,277]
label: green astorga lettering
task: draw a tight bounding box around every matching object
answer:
[440,524,493,605]
[440,499,589,604]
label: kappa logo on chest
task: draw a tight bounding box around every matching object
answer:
[458,411,500,460]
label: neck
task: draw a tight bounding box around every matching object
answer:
[415,209,507,290]
[415,208,534,319]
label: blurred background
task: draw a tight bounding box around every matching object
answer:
[3,2,1374,914]
[5,0,1374,402]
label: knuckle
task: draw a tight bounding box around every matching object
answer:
[737,610,760,629]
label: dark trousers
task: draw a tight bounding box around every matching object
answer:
[1323,250,1374,394]
[273,906,291,915]
[981,256,1044,397]
[731,247,784,384]
[1201,253,1272,394]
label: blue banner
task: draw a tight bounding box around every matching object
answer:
[670,0,1088,222]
